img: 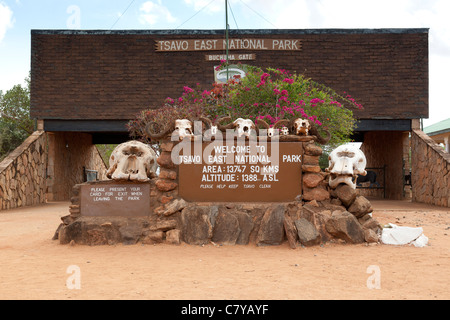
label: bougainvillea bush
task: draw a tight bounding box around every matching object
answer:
[127,65,362,146]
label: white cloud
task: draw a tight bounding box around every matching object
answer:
[0,2,14,43]
[139,0,177,25]
[263,0,450,56]
[183,0,223,14]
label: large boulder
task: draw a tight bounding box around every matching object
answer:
[334,184,357,207]
[325,211,365,244]
[348,196,373,218]
[295,218,321,247]
[256,204,285,246]
[211,210,241,245]
[180,205,218,245]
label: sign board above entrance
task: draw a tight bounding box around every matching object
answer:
[155,39,302,52]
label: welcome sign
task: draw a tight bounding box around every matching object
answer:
[177,141,303,202]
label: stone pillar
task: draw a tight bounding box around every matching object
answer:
[445,136,449,153]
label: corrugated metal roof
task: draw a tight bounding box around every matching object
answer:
[424,118,450,136]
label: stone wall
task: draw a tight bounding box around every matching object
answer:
[57,140,381,247]
[0,130,109,210]
[0,131,47,210]
[411,130,450,207]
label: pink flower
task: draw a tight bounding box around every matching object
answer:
[183,86,193,94]
[281,89,288,96]
[282,78,294,84]
[273,88,281,95]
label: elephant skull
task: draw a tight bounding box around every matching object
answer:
[326,144,367,189]
[106,141,158,182]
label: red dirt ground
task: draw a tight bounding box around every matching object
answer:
[0,199,448,300]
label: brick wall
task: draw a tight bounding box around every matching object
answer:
[30,29,428,121]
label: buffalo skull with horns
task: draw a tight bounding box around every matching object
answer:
[256,118,291,137]
[146,118,207,141]
[216,117,257,138]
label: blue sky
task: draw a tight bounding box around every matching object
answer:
[0,0,449,127]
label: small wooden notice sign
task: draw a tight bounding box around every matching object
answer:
[178,141,303,202]
[80,183,150,217]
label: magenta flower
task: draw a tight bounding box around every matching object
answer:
[183,86,194,94]
[165,97,174,104]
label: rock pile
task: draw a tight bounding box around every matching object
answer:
[56,140,382,247]
[284,183,382,248]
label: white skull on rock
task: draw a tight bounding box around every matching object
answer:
[326,144,367,189]
[292,118,311,136]
[267,126,289,137]
[107,141,158,182]
[172,119,194,141]
[233,118,256,137]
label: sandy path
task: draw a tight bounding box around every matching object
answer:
[0,200,449,300]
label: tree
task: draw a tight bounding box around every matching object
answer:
[128,65,362,147]
[0,76,33,161]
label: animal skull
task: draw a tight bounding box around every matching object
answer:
[173,119,194,141]
[280,126,289,135]
[326,144,367,189]
[233,118,256,137]
[106,141,158,182]
[292,118,311,136]
[267,127,277,137]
